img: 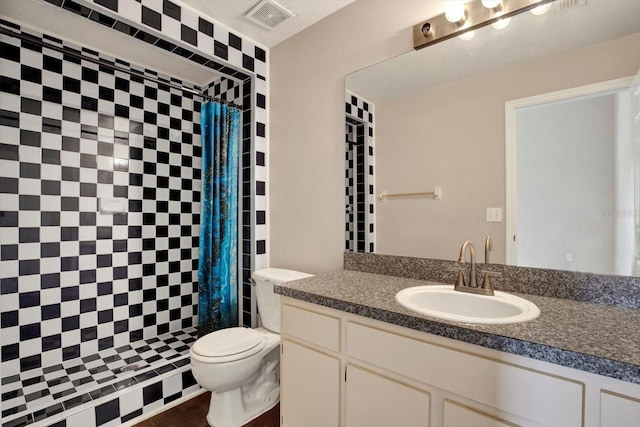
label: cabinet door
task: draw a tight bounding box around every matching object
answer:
[601,391,640,427]
[281,338,341,427]
[444,400,518,427]
[346,364,430,427]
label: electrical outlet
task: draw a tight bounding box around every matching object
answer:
[486,207,502,222]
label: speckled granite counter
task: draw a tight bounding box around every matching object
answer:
[274,270,640,384]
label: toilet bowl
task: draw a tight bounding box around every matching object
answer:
[190,268,312,427]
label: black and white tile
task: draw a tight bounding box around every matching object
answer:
[1,0,269,421]
[1,327,197,427]
[75,0,270,293]
[0,23,202,381]
[204,77,242,106]
[4,366,200,427]
[90,0,270,327]
[345,91,374,253]
[34,0,268,326]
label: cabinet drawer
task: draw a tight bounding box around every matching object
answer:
[347,321,583,427]
[282,303,341,352]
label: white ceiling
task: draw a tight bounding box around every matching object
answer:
[6,0,637,99]
[180,0,355,48]
[0,0,355,87]
[347,0,640,103]
[1,0,218,86]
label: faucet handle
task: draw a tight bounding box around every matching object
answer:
[480,270,501,293]
[480,270,501,276]
[447,267,466,288]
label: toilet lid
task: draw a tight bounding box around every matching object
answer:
[192,327,266,359]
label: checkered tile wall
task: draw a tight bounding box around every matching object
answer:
[75,0,270,272]
[204,77,242,106]
[1,0,269,424]
[38,0,269,325]
[5,0,267,354]
[0,23,203,379]
[345,119,359,252]
[345,91,375,253]
[3,0,266,368]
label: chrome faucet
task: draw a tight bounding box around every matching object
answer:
[454,240,496,296]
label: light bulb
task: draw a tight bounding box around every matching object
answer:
[459,30,475,40]
[492,17,511,29]
[445,1,466,24]
[531,3,551,15]
[481,0,502,9]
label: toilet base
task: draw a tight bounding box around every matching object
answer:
[206,383,279,427]
[205,355,280,427]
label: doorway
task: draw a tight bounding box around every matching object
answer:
[505,77,636,275]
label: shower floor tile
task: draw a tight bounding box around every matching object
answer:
[0,327,197,422]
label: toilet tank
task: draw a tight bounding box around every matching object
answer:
[252,268,313,333]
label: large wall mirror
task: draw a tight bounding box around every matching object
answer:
[345,0,640,277]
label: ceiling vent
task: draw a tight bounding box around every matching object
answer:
[553,0,588,14]
[246,0,294,30]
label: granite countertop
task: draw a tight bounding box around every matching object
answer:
[275,270,640,384]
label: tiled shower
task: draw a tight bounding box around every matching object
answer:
[345,91,375,253]
[0,1,268,426]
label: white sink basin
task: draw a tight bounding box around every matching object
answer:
[395,285,540,324]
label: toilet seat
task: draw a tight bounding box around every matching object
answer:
[191,327,267,363]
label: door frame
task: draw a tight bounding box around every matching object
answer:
[504,76,634,265]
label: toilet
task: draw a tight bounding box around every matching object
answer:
[190,268,313,427]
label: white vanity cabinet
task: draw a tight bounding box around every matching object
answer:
[280,303,342,427]
[280,297,640,427]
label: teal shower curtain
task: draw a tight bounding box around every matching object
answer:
[198,101,240,336]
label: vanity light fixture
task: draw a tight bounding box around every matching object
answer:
[445,1,467,24]
[420,22,433,36]
[413,0,557,49]
[492,16,511,29]
[481,0,502,10]
[459,30,475,40]
[530,2,552,15]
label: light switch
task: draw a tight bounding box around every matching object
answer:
[486,207,502,222]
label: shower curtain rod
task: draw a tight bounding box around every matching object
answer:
[0,27,243,110]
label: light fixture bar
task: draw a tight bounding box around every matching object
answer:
[413,0,557,50]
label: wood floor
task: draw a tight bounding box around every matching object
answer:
[133,392,280,427]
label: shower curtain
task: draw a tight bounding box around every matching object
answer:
[198,102,240,336]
